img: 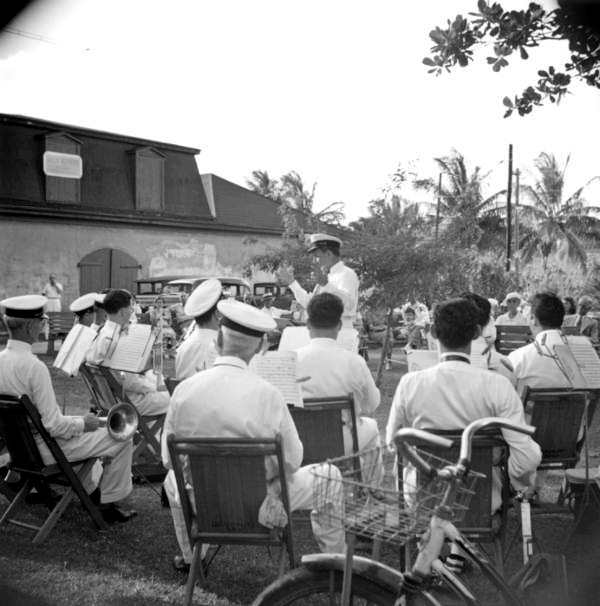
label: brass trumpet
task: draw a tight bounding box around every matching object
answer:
[98,403,139,441]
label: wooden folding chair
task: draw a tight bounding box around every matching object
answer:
[82,364,166,481]
[289,395,359,467]
[167,434,296,605]
[414,428,509,573]
[0,394,108,545]
[495,325,533,355]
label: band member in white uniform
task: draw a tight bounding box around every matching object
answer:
[70,292,100,329]
[162,299,345,572]
[296,292,384,486]
[0,295,135,523]
[278,233,359,328]
[175,279,222,380]
[86,289,169,416]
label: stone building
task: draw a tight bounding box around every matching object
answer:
[0,113,291,307]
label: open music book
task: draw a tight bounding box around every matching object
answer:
[53,324,98,377]
[249,350,303,407]
[101,324,157,374]
[556,336,600,389]
[405,348,490,373]
[278,326,359,353]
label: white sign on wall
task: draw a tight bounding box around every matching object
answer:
[43,151,83,179]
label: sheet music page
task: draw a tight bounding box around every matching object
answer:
[469,340,494,370]
[53,324,98,376]
[102,324,156,374]
[405,349,438,372]
[564,336,600,388]
[337,328,359,352]
[278,326,310,352]
[250,351,303,407]
[553,344,588,389]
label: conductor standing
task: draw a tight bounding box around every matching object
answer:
[278,233,359,328]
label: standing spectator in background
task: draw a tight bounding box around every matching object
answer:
[42,274,63,312]
[495,292,528,326]
[562,296,576,315]
[402,307,427,351]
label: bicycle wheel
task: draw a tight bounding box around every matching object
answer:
[252,566,467,606]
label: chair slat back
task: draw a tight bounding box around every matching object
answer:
[495,325,533,355]
[168,436,288,543]
[416,429,507,535]
[523,388,587,467]
[291,396,357,466]
[0,394,45,472]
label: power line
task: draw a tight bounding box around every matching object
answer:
[2,25,57,45]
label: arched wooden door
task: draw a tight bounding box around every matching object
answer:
[78,248,141,294]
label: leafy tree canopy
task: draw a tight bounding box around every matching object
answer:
[424,0,600,116]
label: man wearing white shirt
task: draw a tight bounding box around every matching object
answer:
[296,293,384,486]
[175,279,222,380]
[387,298,540,513]
[86,289,169,416]
[0,294,135,523]
[508,292,573,395]
[495,292,528,326]
[42,274,63,312]
[278,233,359,328]
[162,299,345,572]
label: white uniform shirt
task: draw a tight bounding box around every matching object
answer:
[296,338,380,417]
[386,357,541,491]
[508,329,572,396]
[162,356,303,479]
[0,339,84,440]
[175,327,218,380]
[289,261,359,326]
[495,312,529,326]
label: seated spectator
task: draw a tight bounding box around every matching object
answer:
[386,297,541,513]
[495,292,528,326]
[296,292,384,486]
[509,292,575,396]
[162,299,345,572]
[563,295,599,344]
[460,292,516,387]
[402,307,427,350]
[562,296,576,316]
[86,289,169,416]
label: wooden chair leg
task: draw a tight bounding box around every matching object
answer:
[33,488,75,545]
[277,545,286,577]
[0,479,32,528]
[493,537,504,576]
[184,543,203,606]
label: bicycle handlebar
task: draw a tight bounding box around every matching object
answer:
[393,417,536,477]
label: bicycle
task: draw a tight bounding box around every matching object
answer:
[253,417,546,606]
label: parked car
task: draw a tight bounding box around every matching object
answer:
[164,276,253,302]
[135,275,194,309]
[252,282,293,310]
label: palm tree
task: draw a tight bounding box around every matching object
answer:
[245,170,281,201]
[517,152,600,271]
[415,150,505,249]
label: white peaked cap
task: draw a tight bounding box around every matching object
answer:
[184,278,222,317]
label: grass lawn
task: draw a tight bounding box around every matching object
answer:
[1,345,600,605]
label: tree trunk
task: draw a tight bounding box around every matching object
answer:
[375,308,394,388]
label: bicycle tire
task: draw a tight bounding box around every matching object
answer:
[252,566,466,606]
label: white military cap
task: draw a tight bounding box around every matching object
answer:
[217,299,276,337]
[501,292,522,305]
[184,278,222,317]
[70,292,99,314]
[1,294,48,318]
[307,233,343,253]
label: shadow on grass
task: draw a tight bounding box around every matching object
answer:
[0,584,54,606]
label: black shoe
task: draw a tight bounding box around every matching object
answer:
[173,555,191,574]
[100,503,138,524]
[88,488,101,506]
[25,488,60,506]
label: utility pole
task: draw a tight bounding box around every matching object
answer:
[435,173,442,242]
[514,168,521,285]
[506,144,513,272]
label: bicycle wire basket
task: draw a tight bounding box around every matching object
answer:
[312,446,485,547]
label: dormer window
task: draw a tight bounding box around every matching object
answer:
[40,131,83,204]
[129,146,165,211]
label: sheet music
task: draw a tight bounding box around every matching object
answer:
[553,344,588,389]
[250,351,303,407]
[564,336,600,389]
[405,349,438,372]
[102,324,156,374]
[278,326,359,353]
[53,324,98,376]
[470,340,496,370]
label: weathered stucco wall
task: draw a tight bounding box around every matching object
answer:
[0,218,281,307]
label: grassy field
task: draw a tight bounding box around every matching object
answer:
[1,346,600,605]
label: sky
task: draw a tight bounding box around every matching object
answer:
[1,0,599,223]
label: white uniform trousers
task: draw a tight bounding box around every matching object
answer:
[127,389,170,416]
[343,417,384,487]
[164,462,346,563]
[37,428,133,504]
